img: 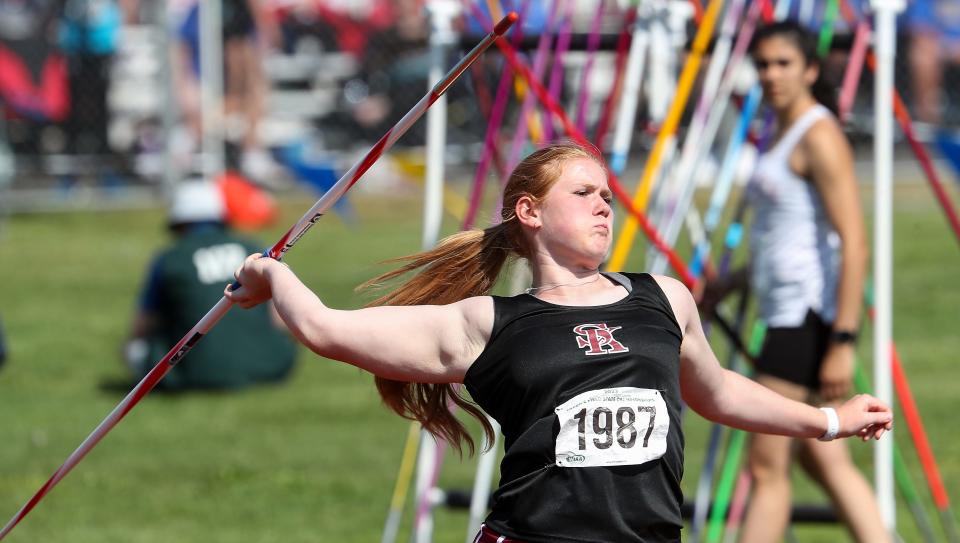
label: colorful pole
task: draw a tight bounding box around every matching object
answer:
[816,0,839,57]
[646,0,747,273]
[705,322,766,543]
[381,422,423,543]
[0,15,518,540]
[464,417,501,542]
[854,367,939,543]
[864,279,960,542]
[838,21,870,121]
[574,0,608,133]
[423,0,460,249]
[687,85,763,278]
[650,75,762,276]
[836,0,960,245]
[870,0,901,528]
[691,290,752,541]
[505,0,564,172]
[462,4,529,230]
[606,0,725,272]
[543,0,574,143]
[592,2,638,149]
[608,4,650,174]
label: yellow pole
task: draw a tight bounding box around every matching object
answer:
[607,0,726,271]
[389,422,422,512]
[515,79,544,143]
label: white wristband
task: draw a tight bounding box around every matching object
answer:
[819,407,840,441]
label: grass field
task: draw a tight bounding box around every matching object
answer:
[0,180,958,542]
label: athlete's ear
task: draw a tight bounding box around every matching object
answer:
[516,194,541,229]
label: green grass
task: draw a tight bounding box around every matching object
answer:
[0,182,958,542]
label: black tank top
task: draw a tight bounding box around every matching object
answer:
[464,273,685,543]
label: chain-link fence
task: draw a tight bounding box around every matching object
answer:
[1,0,958,212]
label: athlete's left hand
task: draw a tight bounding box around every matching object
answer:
[836,394,893,441]
[819,344,854,401]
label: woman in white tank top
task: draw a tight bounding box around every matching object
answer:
[708,22,891,543]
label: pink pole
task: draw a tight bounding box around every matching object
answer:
[462,2,529,230]
[543,1,574,142]
[838,21,870,121]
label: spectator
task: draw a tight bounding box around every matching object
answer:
[59,0,126,155]
[904,0,960,127]
[172,0,279,181]
[124,180,295,390]
[0,0,69,152]
[702,22,889,543]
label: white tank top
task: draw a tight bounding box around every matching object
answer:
[747,104,840,327]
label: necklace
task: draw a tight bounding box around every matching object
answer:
[525,272,602,295]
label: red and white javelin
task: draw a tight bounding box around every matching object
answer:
[0,12,517,541]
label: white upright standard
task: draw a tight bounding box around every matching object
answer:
[198,0,225,178]
[870,0,905,532]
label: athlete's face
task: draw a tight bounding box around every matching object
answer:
[752,36,818,111]
[530,157,613,268]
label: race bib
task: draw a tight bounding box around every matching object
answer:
[555,387,669,468]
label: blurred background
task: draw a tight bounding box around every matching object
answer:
[1,0,959,542]
[0,0,958,211]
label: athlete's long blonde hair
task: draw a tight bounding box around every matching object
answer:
[362,142,606,455]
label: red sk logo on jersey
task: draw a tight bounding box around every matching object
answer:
[573,323,630,356]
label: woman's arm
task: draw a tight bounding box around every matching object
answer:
[804,119,869,400]
[655,276,890,440]
[226,254,493,383]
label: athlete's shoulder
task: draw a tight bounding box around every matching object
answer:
[451,296,495,330]
[648,275,694,329]
[803,114,849,153]
[453,295,494,312]
[649,274,689,297]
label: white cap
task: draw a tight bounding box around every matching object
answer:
[168,180,226,225]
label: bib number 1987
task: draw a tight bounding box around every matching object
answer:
[555,387,669,468]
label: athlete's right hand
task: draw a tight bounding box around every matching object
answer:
[695,268,748,315]
[225,253,281,309]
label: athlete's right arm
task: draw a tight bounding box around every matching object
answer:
[225,253,493,382]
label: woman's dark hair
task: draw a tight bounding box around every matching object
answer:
[751,21,838,115]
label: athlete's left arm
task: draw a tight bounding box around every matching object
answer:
[653,276,890,440]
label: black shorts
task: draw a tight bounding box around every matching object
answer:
[222,0,255,40]
[755,309,831,389]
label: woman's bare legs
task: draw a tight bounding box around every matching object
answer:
[738,374,809,543]
[740,375,810,543]
[798,432,893,543]
[739,376,892,543]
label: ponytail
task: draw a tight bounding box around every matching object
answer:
[359,224,518,455]
[358,141,601,455]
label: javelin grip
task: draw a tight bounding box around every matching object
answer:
[0,14,517,541]
[225,249,274,292]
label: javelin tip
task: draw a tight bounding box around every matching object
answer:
[494,12,519,36]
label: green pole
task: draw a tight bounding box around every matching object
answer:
[705,322,766,543]
[816,0,839,57]
[853,367,938,543]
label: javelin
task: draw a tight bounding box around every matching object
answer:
[0,13,517,541]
